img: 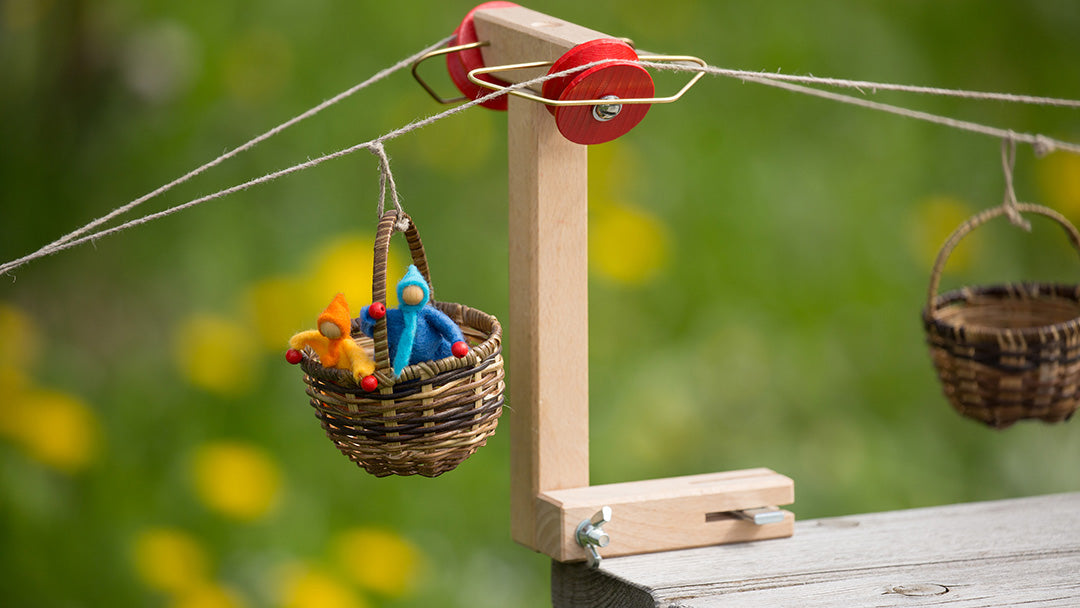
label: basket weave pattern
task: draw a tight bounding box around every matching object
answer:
[299,211,505,476]
[922,203,1080,429]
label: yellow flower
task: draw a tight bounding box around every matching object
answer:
[589,198,670,285]
[132,527,210,594]
[307,236,377,311]
[279,564,368,608]
[906,195,975,271]
[307,235,401,312]
[174,314,261,396]
[0,302,38,371]
[332,528,423,597]
[12,389,101,473]
[1037,151,1080,219]
[171,582,248,608]
[191,441,282,521]
[244,276,312,351]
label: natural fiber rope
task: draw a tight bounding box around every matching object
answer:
[369,142,409,231]
[11,35,452,265]
[4,53,1080,277]
[640,61,1080,156]
[646,63,1080,108]
[0,57,609,277]
[1000,136,1031,231]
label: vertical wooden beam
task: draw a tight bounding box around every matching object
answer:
[507,95,590,550]
[474,4,795,563]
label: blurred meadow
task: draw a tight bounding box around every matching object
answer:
[2,0,1079,606]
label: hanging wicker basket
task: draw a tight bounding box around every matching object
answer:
[922,202,1080,429]
[297,210,505,476]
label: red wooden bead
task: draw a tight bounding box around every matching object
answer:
[360,375,378,392]
[452,341,470,358]
[368,302,386,320]
[285,348,303,365]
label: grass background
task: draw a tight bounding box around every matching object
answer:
[1,1,1079,606]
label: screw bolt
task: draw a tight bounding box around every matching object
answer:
[592,96,623,122]
[575,506,613,568]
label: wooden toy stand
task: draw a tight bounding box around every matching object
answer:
[468,5,795,564]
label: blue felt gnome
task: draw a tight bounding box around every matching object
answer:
[359,264,469,376]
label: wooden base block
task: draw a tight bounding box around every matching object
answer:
[536,468,794,562]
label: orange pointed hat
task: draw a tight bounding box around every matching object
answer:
[318,293,352,337]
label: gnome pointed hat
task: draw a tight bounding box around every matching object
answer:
[318,293,352,336]
[317,293,351,367]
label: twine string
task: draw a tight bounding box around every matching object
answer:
[53,34,453,253]
[654,64,1080,108]
[1000,135,1031,231]
[0,57,607,277]
[639,61,1080,156]
[369,141,409,231]
[3,53,1080,277]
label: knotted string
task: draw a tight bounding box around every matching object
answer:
[1000,135,1031,231]
[370,141,410,232]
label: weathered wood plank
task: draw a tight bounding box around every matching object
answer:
[552,493,1080,607]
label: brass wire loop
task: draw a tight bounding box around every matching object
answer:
[466,55,707,107]
[411,41,492,104]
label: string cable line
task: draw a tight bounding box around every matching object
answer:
[0,55,611,277]
[0,34,451,277]
[369,142,408,231]
[640,61,1080,156]
[660,65,1080,108]
[999,137,1032,231]
[3,49,1079,277]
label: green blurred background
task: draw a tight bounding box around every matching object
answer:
[2,1,1079,606]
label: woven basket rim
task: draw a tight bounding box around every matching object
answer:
[300,300,502,390]
[923,281,1080,340]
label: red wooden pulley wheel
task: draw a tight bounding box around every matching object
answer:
[446,1,518,111]
[541,38,654,145]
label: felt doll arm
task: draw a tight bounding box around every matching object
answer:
[339,339,375,379]
[289,330,329,356]
[357,305,378,338]
[426,307,466,344]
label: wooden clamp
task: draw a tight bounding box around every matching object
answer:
[425,2,795,563]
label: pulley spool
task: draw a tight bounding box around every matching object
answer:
[541,38,655,145]
[446,1,519,111]
[438,4,657,144]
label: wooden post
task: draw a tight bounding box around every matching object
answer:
[473,4,795,561]
[480,6,602,551]
[506,96,589,550]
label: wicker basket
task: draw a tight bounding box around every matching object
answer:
[922,202,1080,429]
[298,210,505,476]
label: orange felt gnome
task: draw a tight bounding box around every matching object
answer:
[287,293,375,381]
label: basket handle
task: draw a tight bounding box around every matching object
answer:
[926,202,1080,312]
[369,210,436,378]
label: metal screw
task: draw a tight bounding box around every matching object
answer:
[592,96,623,122]
[575,506,612,568]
